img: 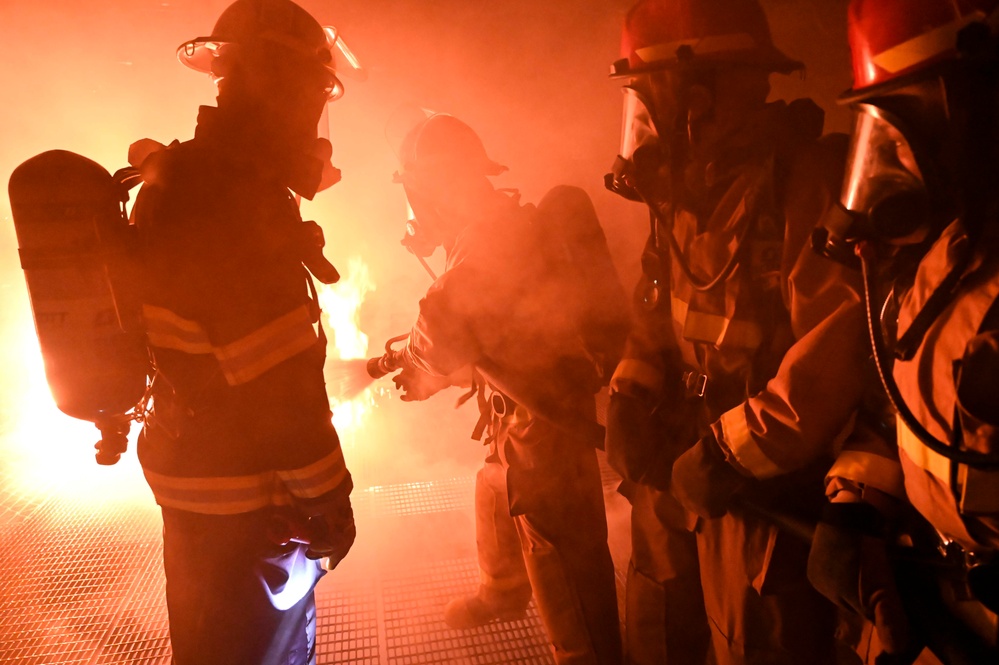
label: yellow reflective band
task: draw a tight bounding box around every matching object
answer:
[214,306,318,386]
[671,296,763,349]
[276,447,350,500]
[142,467,289,515]
[636,33,757,65]
[897,417,952,484]
[872,13,984,74]
[142,304,212,354]
[827,450,907,500]
[143,450,349,516]
[720,404,781,479]
[610,359,663,393]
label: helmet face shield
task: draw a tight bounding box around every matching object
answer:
[606,81,676,203]
[841,104,930,241]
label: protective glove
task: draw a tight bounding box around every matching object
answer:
[303,493,356,571]
[807,502,915,659]
[669,432,748,519]
[393,366,453,402]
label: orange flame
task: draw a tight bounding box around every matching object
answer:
[316,256,379,447]
[2,313,151,504]
[3,255,381,502]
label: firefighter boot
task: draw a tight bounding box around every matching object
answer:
[445,463,532,629]
[444,591,529,629]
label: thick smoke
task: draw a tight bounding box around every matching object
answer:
[0,0,852,531]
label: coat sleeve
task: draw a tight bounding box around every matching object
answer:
[712,134,875,479]
[401,229,497,377]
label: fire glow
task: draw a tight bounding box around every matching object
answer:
[1,255,379,502]
[317,255,378,447]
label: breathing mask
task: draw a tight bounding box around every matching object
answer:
[813,105,931,265]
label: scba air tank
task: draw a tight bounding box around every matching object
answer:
[8,150,148,444]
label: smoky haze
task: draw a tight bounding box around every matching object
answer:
[0,0,851,490]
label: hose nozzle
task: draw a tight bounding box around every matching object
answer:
[367,333,410,379]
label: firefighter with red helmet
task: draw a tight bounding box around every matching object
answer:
[382,111,627,664]
[129,1,356,662]
[806,1,999,661]
[603,0,876,662]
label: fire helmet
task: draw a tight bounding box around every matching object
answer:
[607,0,797,204]
[814,0,999,263]
[843,0,999,101]
[177,0,361,101]
[611,0,802,78]
[393,112,507,181]
[388,111,507,257]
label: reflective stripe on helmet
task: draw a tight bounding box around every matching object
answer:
[142,447,349,515]
[634,32,758,67]
[871,13,984,75]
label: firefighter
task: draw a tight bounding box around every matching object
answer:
[603,1,874,662]
[129,1,354,663]
[807,1,999,661]
[383,111,626,664]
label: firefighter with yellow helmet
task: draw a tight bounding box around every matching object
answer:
[603,0,875,662]
[128,1,357,662]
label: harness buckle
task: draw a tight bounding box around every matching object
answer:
[682,371,708,398]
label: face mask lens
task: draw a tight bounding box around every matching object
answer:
[620,86,660,162]
[841,106,928,241]
[607,86,670,203]
[399,191,439,258]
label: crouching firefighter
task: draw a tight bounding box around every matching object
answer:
[117,1,359,663]
[370,110,629,664]
[808,1,999,662]
[603,1,876,663]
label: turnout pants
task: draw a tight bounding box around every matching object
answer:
[474,399,623,664]
[161,507,325,665]
[625,483,711,665]
[695,511,836,665]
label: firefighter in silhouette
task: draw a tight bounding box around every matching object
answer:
[379,111,628,664]
[128,1,355,663]
[806,1,999,662]
[603,0,877,662]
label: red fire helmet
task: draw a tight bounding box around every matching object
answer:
[845,0,999,99]
[611,0,802,77]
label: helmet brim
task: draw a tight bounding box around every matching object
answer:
[837,57,956,105]
[175,34,346,101]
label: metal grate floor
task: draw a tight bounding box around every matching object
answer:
[0,469,565,664]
